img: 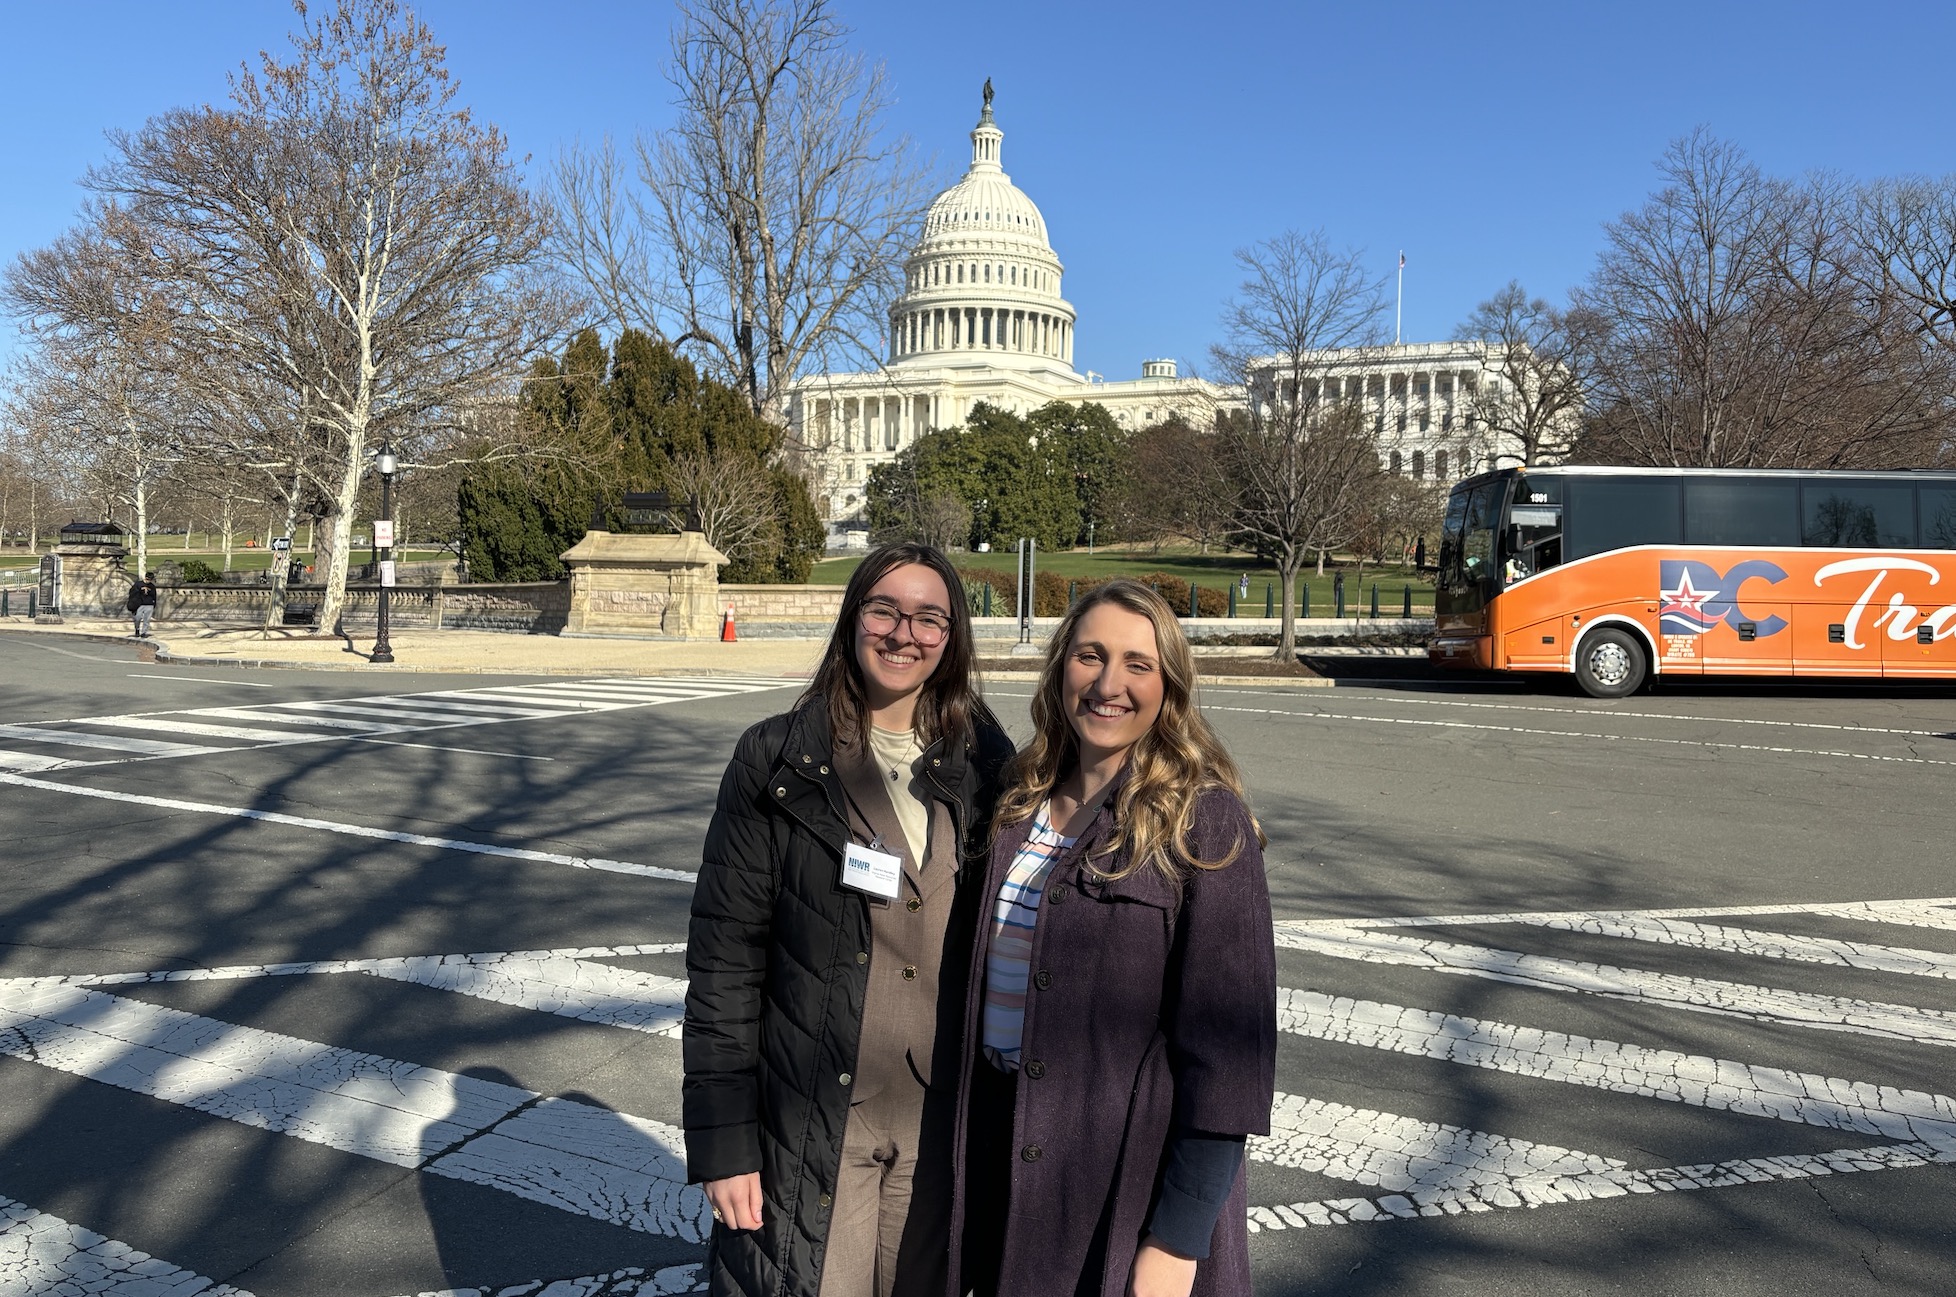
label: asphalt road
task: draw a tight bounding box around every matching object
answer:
[3,628,1954,1296]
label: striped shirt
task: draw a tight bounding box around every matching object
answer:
[982,803,1076,1071]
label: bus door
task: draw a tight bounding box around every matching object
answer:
[1497,494,1567,668]
[1434,479,1502,665]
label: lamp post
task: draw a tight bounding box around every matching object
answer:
[371,441,399,664]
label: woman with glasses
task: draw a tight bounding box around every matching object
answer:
[950,580,1276,1297]
[686,543,1015,1297]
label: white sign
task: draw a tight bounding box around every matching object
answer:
[372,520,395,549]
[270,537,292,552]
[378,560,397,588]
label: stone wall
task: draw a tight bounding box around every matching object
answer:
[435,583,570,634]
[720,584,846,622]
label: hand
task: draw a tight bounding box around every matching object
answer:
[1127,1236,1197,1297]
[704,1172,764,1231]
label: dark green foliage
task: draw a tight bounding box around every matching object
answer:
[460,330,821,583]
[868,400,1122,552]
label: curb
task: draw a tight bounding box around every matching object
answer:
[146,647,816,680]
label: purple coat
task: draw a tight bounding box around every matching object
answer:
[947,782,1277,1297]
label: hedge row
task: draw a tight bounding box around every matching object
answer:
[955,569,1230,619]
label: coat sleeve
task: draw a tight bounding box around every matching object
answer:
[1162,788,1277,1137]
[682,720,784,1182]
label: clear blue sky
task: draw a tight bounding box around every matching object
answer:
[4,1,1953,383]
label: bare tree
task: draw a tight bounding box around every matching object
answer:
[551,0,927,422]
[1572,130,1950,469]
[1858,174,1956,350]
[1210,230,1389,659]
[666,444,779,574]
[1454,281,1595,466]
[85,0,565,633]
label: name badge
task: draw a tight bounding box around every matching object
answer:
[842,840,903,899]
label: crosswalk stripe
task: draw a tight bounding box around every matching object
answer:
[1276,924,1956,1048]
[0,723,222,757]
[460,689,628,711]
[1810,899,1956,930]
[1501,913,1956,980]
[194,707,406,732]
[80,714,326,744]
[0,749,79,772]
[1281,895,1956,932]
[470,686,655,704]
[367,695,569,717]
[1253,1092,1625,1192]
[273,700,502,723]
[1280,988,1956,1143]
[0,1192,253,1296]
[1247,1135,1956,1232]
[0,984,711,1241]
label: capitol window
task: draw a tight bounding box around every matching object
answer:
[983,265,991,283]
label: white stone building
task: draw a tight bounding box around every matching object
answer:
[787,93,1530,524]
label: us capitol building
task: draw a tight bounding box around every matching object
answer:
[786,89,1520,524]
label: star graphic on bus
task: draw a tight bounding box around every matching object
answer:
[1658,568,1721,634]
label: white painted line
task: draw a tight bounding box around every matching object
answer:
[360,695,567,718]
[1275,924,1956,1048]
[274,699,506,724]
[195,707,404,732]
[1252,1092,1625,1194]
[128,672,275,687]
[0,723,222,758]
[1280,988,1956,1143]
[39,947,690,1037]
[1283,896,1956,932]
[1809,899,1956,931]
[458,689,625,711]
[352,737,556,761]
[1305,690,1956,739]
[1199,702,1956,769]
[379,1263,706,1297]
[1246,1135,1956,1232]
[0,985,711,1241]
[472,685,656,704]
[0,771,695,882]
[0,1192,254,1295]
[1503,913,1956,980]
[0,749,81,772]
[82,715,321,743]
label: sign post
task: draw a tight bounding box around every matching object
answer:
[1013,538,1037,654]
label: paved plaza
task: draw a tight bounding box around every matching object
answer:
[2,628,1954,1295]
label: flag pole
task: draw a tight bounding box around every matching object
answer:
[1395,251,1404,346]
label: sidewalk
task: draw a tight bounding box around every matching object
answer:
[1,616,1340,686]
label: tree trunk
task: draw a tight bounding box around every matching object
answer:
[262,478,303,631]
[132,477,150,578]
[1316,549,1327,577]
[1275,553,1301,660]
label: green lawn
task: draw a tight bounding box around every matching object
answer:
[809,547,1433,617]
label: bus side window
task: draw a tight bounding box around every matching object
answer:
[1799,481,1911,548]
[1567,479,1681,559]
[1918,486,1956,549]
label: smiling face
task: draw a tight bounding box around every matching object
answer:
[1060,602,1166,770]
[853,562,953,723]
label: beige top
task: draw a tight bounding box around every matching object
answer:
[866,724,929,865]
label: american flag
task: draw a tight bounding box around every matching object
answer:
[1399,252,1406,269]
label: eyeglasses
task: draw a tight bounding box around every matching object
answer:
[859,599,952,646]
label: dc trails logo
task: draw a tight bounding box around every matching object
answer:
[1658,560,1788,637]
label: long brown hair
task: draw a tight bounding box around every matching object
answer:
[993,579,1261,880]
[799,542,996,750]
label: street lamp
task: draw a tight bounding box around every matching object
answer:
[371,441,399,665]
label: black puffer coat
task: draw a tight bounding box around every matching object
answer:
[685,695,1014,1297]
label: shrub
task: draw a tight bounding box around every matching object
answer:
[178,559,223,584]
[957,567,1016,617]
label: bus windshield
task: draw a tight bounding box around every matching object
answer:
[1438,476,1505,615]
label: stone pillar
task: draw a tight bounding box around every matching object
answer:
[561,531,730,639]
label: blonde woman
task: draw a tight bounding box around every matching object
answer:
[948,579,1277,1297]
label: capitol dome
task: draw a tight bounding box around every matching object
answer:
[886,90,1078,375]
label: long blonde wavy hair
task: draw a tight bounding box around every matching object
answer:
[993,579,1263,881]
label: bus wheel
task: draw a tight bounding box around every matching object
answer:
[1575,627,1647,699]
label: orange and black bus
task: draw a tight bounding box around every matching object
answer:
[1429,466,1956,697]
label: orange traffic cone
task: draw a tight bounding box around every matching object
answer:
[721,604,738,642]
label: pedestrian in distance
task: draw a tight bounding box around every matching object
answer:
[686,542,1016,1297]
[127,572,159,637]
[951,578,1277,1297]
